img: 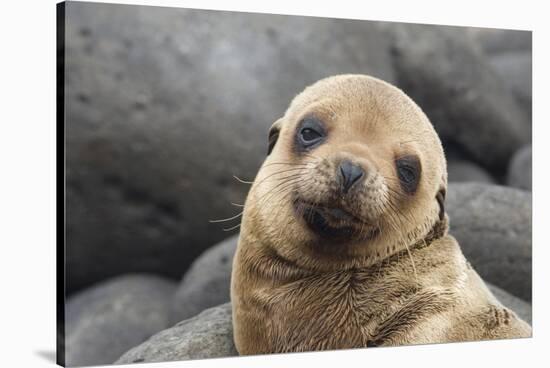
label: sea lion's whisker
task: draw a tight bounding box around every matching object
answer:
[256,176,305,209]
[272,182,311,239]
[209,211,243,223]
[233,175,254,184]
[404,242,418,281]
[254,169,313,202]
[254,167,309,187]
[254,180,303,212]
[384,205,418,281]
[223,223,241,232]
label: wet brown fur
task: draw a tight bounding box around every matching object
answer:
[231,75,531,355]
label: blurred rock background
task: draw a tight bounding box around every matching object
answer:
[61,2,532,366]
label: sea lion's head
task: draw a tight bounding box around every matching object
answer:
[245,75,447,271]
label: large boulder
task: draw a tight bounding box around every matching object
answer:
[447,159,495,184]
[171,235,238,323]
[65,274,177,366]
[507,145,532,191]
[115,303,237,364]
[466,28,532,55]
[447,183,531,301]
[64,1,396,293]
[468,28,532,123]
[383,24,530,173]
[489,52,532,119]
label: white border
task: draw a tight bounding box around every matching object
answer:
[1,0,547,367]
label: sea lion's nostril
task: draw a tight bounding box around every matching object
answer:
[338,160,365,194]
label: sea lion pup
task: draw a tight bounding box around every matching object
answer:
[230,74,531,354]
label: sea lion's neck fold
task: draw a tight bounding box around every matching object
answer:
[411,214,449,251]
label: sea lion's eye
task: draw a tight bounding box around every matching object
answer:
[295,116,326,150]
[395,155,421,194]
[300,128,322,142]
[398,165,415,183]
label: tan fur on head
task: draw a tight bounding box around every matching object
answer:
[231,75,530,356]
[248,75,447,271]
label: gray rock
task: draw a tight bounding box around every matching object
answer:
[487,283,531,325]
[447,183,531,301]
[384,24,530,173]
[507,145,532,191]
[66,274,177,367]
[447,160,495,184]
[115,303,237,364]
[466,28,532,55]
[489,52,532,119]
[171,236,238,323]
[64,1,395,293]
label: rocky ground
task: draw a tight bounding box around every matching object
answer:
[62,2,532,366]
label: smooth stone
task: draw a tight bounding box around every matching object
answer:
[447,183,531,301]
[447,160,495,184]
[65,274,177,366]
[171,236,238,323]
[507,145,532,191]
[115,303,237,364]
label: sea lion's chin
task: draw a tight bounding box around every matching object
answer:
[293,199,380,244]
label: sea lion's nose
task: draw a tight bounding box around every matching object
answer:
[338,160,365,194]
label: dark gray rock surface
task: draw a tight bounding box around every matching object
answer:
[447,183,531,301]
[171,235,238,323]
[467,28,532,55]
[507,145,532,191]
[489,52,532,119]
[64,2,396,293]
[65,274,177,367]
[115,303,237,364]
[447,160,495,184]
[385,24,530,173]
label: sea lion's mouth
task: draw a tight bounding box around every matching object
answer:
[293,200,379,242]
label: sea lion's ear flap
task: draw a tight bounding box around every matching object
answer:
[267,119,283,155]
[436,187,446,221]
